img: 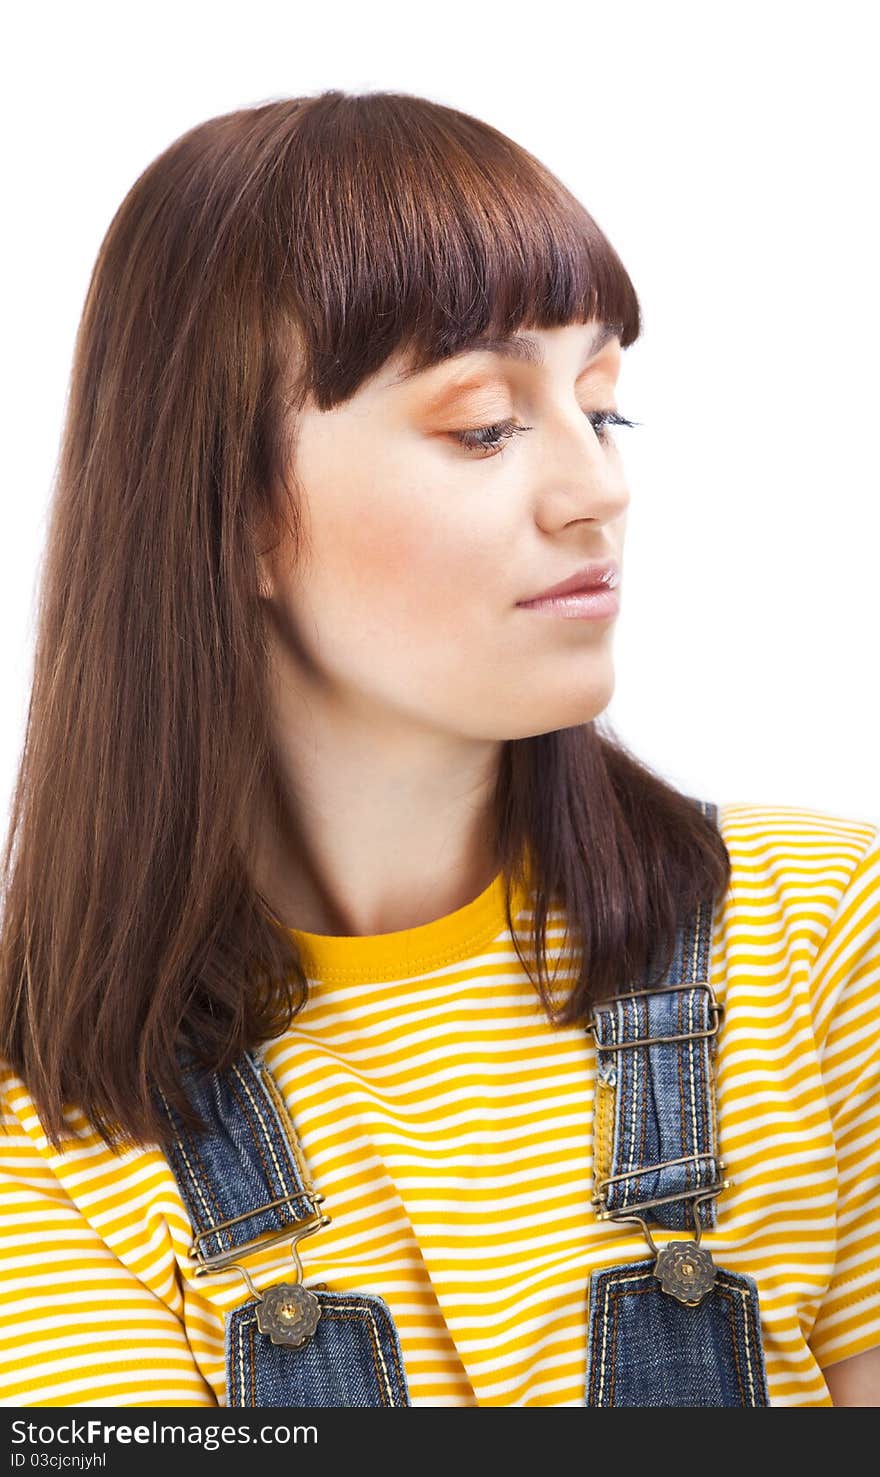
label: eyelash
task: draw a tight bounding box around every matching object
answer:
[453,410,639,457]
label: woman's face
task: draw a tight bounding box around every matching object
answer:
[263,319,629,741]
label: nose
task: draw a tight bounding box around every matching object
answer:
[533,409,630,529]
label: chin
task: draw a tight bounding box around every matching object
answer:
[494,690,615,741]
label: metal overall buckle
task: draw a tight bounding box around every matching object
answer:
[602,1188,730,1306]
[188,1190,331,1348]
[588,979,730,1306]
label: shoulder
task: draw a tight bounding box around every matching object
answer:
[0,1058,81,1184]
[716,800,878,932]
[717,799,877,867]
[0,1056,166,1193]
[0,1058,32,1134]
[713,800,879,1039]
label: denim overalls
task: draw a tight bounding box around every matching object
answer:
[152,798,771,1407]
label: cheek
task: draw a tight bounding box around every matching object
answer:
[316,491,488,626]
[291,416,502,645]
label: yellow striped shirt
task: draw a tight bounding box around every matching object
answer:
[1,802,878,1406]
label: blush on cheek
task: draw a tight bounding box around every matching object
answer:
[343,516,466,615]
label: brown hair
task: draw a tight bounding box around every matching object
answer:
[0,89,730,1156]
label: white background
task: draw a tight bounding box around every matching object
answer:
[2,0,877,830]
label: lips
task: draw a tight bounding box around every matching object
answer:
[517,559,620,605]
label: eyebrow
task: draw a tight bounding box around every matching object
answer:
[391,321,620,384]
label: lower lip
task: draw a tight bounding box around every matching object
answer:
[516,585,621,619]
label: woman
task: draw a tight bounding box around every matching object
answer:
[0,89,877,1408]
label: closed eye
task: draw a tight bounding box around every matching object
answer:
[452,410,640,457]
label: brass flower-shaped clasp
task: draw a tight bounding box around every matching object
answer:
[654,1240,717,1305]
[255,1282,322,1347]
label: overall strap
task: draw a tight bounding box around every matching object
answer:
[587,798,727,1238]
[583,798,771,1402]
[153,1046,325,1275]
[152,1046,412,1405]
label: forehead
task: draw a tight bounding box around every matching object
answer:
[296,321,622,420]
[385,320,620,390]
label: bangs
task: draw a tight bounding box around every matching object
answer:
[280,91,642,408]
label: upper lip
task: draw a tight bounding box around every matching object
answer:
[517,558,620,604]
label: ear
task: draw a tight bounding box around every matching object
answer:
[252,509,283,602]
[256,552,275,602]
[252,496,303,604]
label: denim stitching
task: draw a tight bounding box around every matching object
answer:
[687,987,696,1184]
[229,1298,405,1406]
[612,1001,624,1210]
[707,978,721,1229]
[241,1059,326,1223]
[626,1001,639,1206]
[624,996,637,1199]
[228,1315,258,1407]
[696,903,713,1202]
[257,1058,318,1197]
[639,995,648,1205]
[677,986,689,1200]
[593,1263,615,1403]
[694,989,709,1192]
[231,1061,299,1201]
[321,1305,393,1403]
[233,1314,245,1406]
[590,1268,763,1407]
[330,1300,408,1403]
[609,1285,620,1405]
[591,1265,647,1405]
[633,996,643,1200]
[226,1073,286,1216]
[723,1280,764,1405]
[687,986,699,1190]
[638,996,650,1204]
[229,1309,256,1408]
[155,1082,231,1257]
[715,1285,747,1404]
[603,897,721,1227]
[714,1276,764,1405]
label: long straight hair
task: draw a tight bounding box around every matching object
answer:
[0,90,730,1155]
